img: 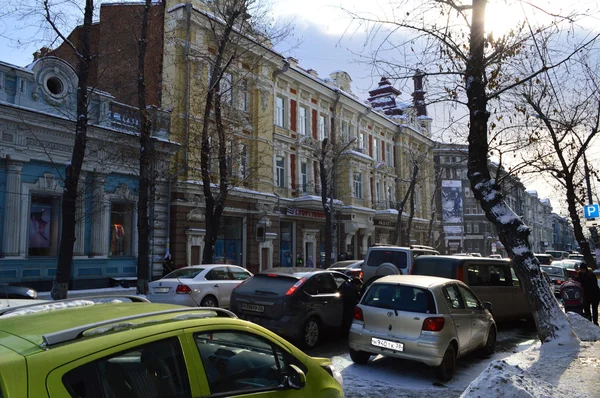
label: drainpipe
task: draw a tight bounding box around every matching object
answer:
[331,89,341,258]
[184,2,192,165]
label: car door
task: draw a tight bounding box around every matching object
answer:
[303,273,344,328]
[441,283,472,356]
[205,267,232,307]
[185,328,305,398]
[457,284,489,352]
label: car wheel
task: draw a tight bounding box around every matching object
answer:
[480,326,496,357]
[349,349,370,364]
[302,317,320,349]
[435,344,456,382]
[200,295,218,307]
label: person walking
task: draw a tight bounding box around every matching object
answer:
[296,253,304,266]
[307,255,314,268]
[575,263,600,325]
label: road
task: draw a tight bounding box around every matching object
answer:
[305,321,539,398]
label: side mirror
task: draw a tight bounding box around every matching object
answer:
[481,301,493,312]
[284,364,306,390]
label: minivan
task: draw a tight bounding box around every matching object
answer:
[362,245,439,284]
[411,255,532,322]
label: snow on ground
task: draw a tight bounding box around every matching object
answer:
[461,313,600,398]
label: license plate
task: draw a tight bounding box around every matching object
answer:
[153,287,170,294]
[371,337,404,352]
[241,303,265,313]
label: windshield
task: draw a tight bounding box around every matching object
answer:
[541,266,563,277]
[367,250,408,269]
[163,268,205,279]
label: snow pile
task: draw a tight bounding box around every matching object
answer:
[2,300,96,318]
[567,312,600,341]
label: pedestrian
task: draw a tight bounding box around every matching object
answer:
[338,252,346,261]
[307,255,314,268]
[296,253,304,266]
[575,263,600,325]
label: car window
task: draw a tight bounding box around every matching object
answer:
[236,275,297,295]
[366,250,408,269]
[206,267,231,281]
[332,273,350,288]
[62,337,191,398]
[194,331,301,395]
[458,285,480,310]
[541,266,565,277]
[304,274,337,295]
[228,267,252,280]
[412,257,456,279]
[442,284,465,310]
[164,268,205,279]
[511,268,521,287]
[362,283,435,313]
[466,263,510,286]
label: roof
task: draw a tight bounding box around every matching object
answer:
[0,301,235,353]
[259,267,329,278]
[375,275,457,288]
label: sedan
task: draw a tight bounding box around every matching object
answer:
[328,260,364,280]
[348,275,496,382]
[541,265,569,295]
[147,265,252,308]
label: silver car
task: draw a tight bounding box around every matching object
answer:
[147,265,252,308]
[348,275,496,381]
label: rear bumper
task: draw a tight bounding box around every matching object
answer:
[348,322,446,367]
[236,313,304,341]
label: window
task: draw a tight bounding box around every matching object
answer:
[62,337,191,398]
[386,143,392,166]
[301,162,307,193]
[194,331,303,396]
[464,187,472,197]
[229,266,252,280]
[363,284,434,313]
[110,203,132,256]
[206,266,231,280]
[458,285,480,309]
[466,264,510,287]
[0,71,4,90]
[239,144,249,179]
[387,185,393,206]
[358,132,365,150]
[372,138,378,161]
[239,79,249,111]
[221,73,233,105]
[445,169,451,179]
[275,156,285,188]
[353,172,362,199]
[275,96,285,127]
[341,121,348,141]
[299,106,308,135]
[303,273,337,295]
[466,223,472,233]
[19,78,26,93]
[473,223,479,233]
[28,194,60,256]
[375,182,381,204]
[318,114,327,140]
[442,284,465,310]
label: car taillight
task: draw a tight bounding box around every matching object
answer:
[285,277,306,296]
[359,271,363,280]
[555,280,563,285]
[175,284,192,294]
[422,317,445,331]
[353,306,364,321]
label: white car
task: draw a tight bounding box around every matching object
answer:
[147,264,252,308]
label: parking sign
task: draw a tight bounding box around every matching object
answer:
[584,204,600,219]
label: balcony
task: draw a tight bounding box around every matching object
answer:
[107,102,170,139]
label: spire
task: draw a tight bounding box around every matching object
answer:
[412,70,427,117]
[367,77,407,116]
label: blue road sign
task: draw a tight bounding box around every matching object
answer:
[584,204,600,219]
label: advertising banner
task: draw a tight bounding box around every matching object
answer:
[441,180,463,223]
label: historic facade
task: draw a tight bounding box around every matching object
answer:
[0,56,177,289]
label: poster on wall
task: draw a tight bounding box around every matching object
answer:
[29,204,51,248]
[441,180,463,223]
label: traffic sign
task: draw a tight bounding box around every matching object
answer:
[586,219,599,228]
[584,204,600,219]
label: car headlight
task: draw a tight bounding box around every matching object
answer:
[321,364,343,387]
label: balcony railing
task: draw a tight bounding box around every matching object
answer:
[108,102,170,139]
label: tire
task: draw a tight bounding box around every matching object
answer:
[435,344,456,382]
[302,317,320,349]
[200,295,218,307]
[349,349,370,364]
[480,327,496,357]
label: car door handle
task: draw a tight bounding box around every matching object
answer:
[214,284,219,287]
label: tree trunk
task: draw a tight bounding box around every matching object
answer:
[565,177,595,267]
[395,162,418,246]
[319,144,333,268]
[466,0,568,342]
[51,0,93,300]
[136,0,153,294]
[405,181,416,245]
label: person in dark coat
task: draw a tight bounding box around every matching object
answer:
[575,263,600,325]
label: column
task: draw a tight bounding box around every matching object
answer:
[3,160,24,257]
[73,172,86,256]
[90,174,108,256]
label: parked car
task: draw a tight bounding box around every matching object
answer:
[348,275,496,381]
[147,264,252,308]
[328,260,364,280]
[362,245,439,284]
[568,253,585,261]
[0,284,38,300]
[488,254,502,259]
[230,267,359,349]
[540,265,569,295]
[411,255,532,321]
[0,296,344,397]
[534,253,554,265]
[545,250,570,260]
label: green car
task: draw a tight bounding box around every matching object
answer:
[0,297,343,397]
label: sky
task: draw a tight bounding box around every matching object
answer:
[1,0,599,214]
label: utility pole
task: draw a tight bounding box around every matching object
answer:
[583,151,599,269]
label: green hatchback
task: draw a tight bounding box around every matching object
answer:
[0,297,343,397]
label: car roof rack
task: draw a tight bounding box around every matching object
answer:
[0,295,151,317]
[41,306,237,347]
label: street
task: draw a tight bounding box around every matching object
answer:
[306,321,539,397]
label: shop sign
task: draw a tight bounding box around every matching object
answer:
[286,207,326,219]
[375,220,395,227]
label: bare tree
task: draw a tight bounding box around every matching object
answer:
[395,160,419,245]
[348,0,600,341]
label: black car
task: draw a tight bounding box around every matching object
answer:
[230,267,360,349]
[0,284,38,300]
[328,260,364,280]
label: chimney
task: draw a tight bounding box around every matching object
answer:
[286,57,299,67]
[412,69,427,117]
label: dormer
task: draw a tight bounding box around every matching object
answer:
[329,71,353,94]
